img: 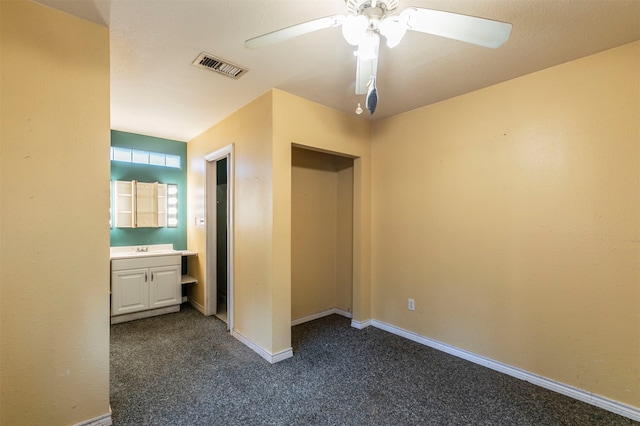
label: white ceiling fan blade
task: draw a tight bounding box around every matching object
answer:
[245,15,344,49]
[355,32,380,94]
[403,7,512,48]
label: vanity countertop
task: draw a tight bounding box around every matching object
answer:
[110,244,197,260]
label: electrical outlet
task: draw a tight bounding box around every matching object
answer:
[408,298,415,311]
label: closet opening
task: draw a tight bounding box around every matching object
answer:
[291,146,354,326]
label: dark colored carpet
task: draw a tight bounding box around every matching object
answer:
[110,304,636,425]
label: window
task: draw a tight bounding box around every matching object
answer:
[165,154,181,168]
[149,152,166,166]
[112,146,132,162]
[110,147,181,169]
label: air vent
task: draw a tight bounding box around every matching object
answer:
[192,52,248,79]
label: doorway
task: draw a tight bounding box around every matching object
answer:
[205,145,234,331]
[215,158,228,322]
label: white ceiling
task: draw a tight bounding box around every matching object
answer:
[35,0,640,142]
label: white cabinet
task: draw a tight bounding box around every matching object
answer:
[148,265,181,309]
[111,268,148,315]
[114,180,134,228]
[113,180,167,228]
[111,254,181,323]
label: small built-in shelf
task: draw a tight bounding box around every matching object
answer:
[180,250,198,287]
[181,275,197,285]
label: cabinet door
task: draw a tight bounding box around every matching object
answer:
[149,265,180,309]
[135,182,158,227]
[157,183,167,227]
[112,268,149,315]
[114,181,134,228]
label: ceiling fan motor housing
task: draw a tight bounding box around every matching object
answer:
[346,0,399,17]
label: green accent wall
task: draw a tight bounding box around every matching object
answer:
[110,130,187,249]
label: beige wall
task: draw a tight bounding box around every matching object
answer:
[291,148,353,320]
[371,41,640,408]
[188,92,276,352]
[335,160,354,312]
[188,89,371,355]
[272,90,372,338]
[0,1,111,424]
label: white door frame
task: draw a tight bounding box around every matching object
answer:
[204,144,234,332]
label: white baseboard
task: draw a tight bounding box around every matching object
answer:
[271,347,294,363]
[189,298,205,315]
[232,329,293,364]
[110,305,180,324]
[74,412,112,426]
[371,319,640,422]
[291,307,352,326]
[351,318,372,330]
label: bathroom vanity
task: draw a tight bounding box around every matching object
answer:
[110,245,197,324]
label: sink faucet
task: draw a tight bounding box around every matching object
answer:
[136,246,149,252]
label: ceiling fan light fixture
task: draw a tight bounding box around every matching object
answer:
[342,14,369,45]
[378,16,407,48]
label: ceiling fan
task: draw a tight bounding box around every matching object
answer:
[245,0,512,115]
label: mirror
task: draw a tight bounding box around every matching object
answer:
[113,180,174,228]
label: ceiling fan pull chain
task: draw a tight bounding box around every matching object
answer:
[366,76,378,115]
